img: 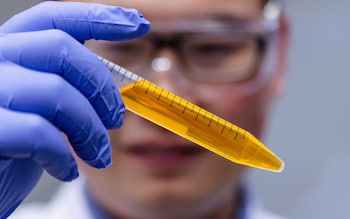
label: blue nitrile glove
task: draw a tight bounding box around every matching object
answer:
[0,2,150,218]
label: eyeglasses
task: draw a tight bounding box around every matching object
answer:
[102,31,266,83]
[98,1,282,84]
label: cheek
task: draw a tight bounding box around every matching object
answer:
[192,85,272,135]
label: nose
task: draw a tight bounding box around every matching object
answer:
[151,57,171,72]
[147,49,191,95]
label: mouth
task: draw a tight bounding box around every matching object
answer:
[125,143,205,168]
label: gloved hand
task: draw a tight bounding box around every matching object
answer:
[0,2,150,218]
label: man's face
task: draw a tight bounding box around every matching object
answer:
[66,0,286,218]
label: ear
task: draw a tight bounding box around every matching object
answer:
[271,12,290,97]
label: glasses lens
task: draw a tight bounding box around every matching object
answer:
[101,39,152,71]
[181,34,261,83]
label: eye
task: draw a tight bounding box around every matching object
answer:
[100,40,152,68]
[183,38,256,68]
[184,38,253,62]
[109,42,142,55]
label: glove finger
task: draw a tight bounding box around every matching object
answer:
[0,61,112,168]
[0,157,11,172]
[0,107,78,181]
[0,1,150,41]
[0,159,43,219]
[0,30,125,129]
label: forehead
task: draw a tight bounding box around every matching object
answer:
[67,0,264,20]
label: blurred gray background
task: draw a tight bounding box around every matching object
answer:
[1,1,349,219]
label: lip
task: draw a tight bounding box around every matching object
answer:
[124,143,205,168]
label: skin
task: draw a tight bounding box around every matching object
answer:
[63,0,289,218]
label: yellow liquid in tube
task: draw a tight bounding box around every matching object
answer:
[99,56,284,172]
[120,79,284,172]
